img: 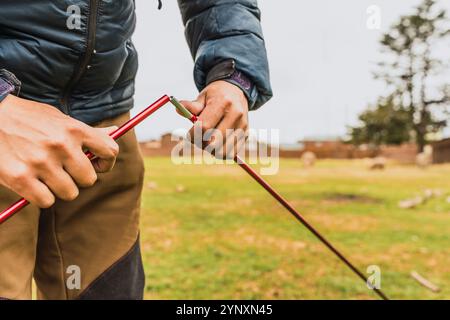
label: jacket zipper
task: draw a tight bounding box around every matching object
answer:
[60,0,99,113]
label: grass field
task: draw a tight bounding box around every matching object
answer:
[140,158,450,300]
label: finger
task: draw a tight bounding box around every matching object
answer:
[208,107,244,147]
[20,179,55,209]
[221,127,248,159]
[63,149,98,187]
[98,125,118,136]
[80,125,120,173]
[39,167,79,202]
[207,103,248,157]
[197,97,226,131]
[187,99,226,145]
[91,155,117,173]
[93,125,119,172]
[202,118,233,157]
[179,93,206,116]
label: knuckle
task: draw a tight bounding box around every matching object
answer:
[234,108,244,118]
[29,152,48,168]
[66,121,84,136]
[222,97,233,107]
[109,142,119,158]
[81,172,97,187]
[38,195,55,209]
[45,137,68,151]
[10,167,31,185]
[201,121,213,132]
[62,186,79,201]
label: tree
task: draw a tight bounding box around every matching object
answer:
[354,0,449,151]
[349,96,412,146]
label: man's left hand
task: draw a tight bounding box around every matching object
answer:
[180,81,249,158]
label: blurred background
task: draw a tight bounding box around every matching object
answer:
[133,0,449,145]
[131,0,450,299]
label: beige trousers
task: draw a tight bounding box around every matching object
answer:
[0,112,145,300]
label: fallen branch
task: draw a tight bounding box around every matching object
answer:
[410,271,440,293]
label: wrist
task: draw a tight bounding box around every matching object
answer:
[206,60,255,108]
[0,69,21,103]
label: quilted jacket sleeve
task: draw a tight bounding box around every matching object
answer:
[177,0,272,110]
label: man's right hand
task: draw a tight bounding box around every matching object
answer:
[0,95,119,208]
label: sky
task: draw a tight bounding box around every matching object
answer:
[132,0,450,143]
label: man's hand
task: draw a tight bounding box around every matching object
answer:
[0,95,119,208]
[180,81,249,158]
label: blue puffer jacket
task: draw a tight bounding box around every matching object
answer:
[0,0,272,124]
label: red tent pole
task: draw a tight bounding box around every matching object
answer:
[169,96,389,300]
[0,95,171,224]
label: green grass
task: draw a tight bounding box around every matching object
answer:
[140,158,450,300]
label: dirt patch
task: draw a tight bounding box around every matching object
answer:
[322,192,382,204]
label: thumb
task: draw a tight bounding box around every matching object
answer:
[178,94,206,117]
[91,125,119,173]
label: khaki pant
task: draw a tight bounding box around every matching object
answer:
[0,112,145,300]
